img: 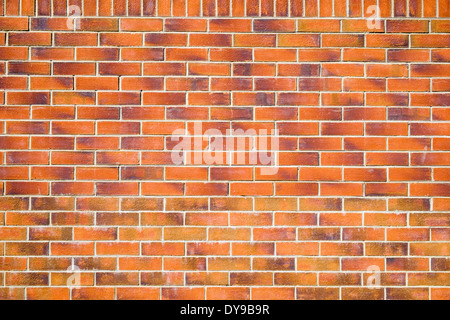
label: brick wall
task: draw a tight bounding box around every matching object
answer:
[0,0,449,300]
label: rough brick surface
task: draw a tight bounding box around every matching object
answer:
[0,0,449,300]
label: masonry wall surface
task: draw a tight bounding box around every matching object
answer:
[0,0,449,300]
